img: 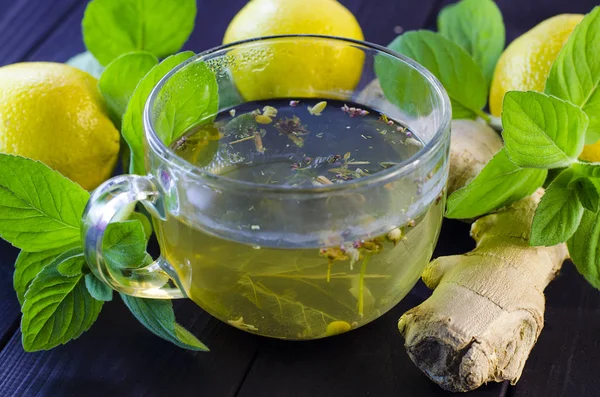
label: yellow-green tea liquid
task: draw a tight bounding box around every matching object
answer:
[157,203,442,339]
[159,99,444,339]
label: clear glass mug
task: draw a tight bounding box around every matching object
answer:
[82,35,451,340]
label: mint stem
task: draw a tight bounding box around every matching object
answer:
[488,115,502,132]
[474,108,491,124]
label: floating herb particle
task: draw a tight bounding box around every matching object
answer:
[315,175,334,185]
[348,161,370,165]
[251,225,261,230]
[289,100,300,107]
[228,317,259,332]
[405,137,422,147]
[262,106,278,118]
[357,254,371,317]
[253,130,265,153]
[386,228,403,246]
[229,109,236,117]
[308,101,327,116]
[255,114,273,124]
[274,116,310,147]
[341,104,370,117]
[326,321,352,336]
[229,135,255,145]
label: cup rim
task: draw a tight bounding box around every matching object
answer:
[143,34,451,194]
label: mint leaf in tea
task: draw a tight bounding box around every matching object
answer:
[164,99,443,339]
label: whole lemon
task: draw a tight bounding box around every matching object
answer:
[0,62,119,190]
[489,14,583,116]
[223,0,365,100]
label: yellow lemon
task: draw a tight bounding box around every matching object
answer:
[223,0,365,100]
[489,14,583,116]
[580,142,600,162]
[0,62,119,190]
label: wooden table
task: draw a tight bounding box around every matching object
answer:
[0,0,599,395]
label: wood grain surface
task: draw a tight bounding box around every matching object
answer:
[0,0,599,396]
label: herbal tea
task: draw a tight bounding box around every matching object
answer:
[156,99,444,339]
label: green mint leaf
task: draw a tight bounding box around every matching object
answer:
[384,30,487,119]
[502,91,589,168]
[103,220,148,270]
[545,7,600,144]
[129,211,153,240]
[85,273,113,302]
[571,162,600,178]
[82,0,197,66]
[568,208,600,289]
[21,254,102,351]
[55,248,85,277]
[572,177,600,213]
[438,0,505,84]
[66,51,105,78]
[120,294,208,351]
[122,52,195,174]
[14,245,77,305]
[446,148,547,219]
[530,169,584,246]
[152,61,219,146]
[0,154,89,252]
[99,52,158,119]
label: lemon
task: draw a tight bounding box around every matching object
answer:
[0,62,119,190]
[489,14,583,116]
[580,143,600,162]
[223,0,365,100]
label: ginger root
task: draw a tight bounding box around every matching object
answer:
[399,121,568,391]
[358,79,568,391]
[399,189,568,392]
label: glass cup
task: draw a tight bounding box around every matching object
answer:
[82,35,451,340]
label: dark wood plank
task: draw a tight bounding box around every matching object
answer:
[511,263,600,397]
[0,0,81,65]
[2,0,598,396]
[25,1,87,63]
[0,241,20,348]
[0,298,261,397]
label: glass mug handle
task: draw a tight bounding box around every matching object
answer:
[81,174,184,299]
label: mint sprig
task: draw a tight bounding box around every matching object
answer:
[0,155,89,251]
[530,169,584,246]
[121,295,209,351]
[446,149,547,219]
[82,0,197,66]
[502,91,589,168]
[0,153,206,352]
[430,4,600,289]
[21,248,102,351]
[99,52,159,119]
[0,0,214,353]
[438,0,505,84]
[545,7,600,143]
[121,51,193,174]
[383,30,488,120]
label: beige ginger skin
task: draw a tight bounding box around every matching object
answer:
[359,80,569,392]
[399,120,568,392]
